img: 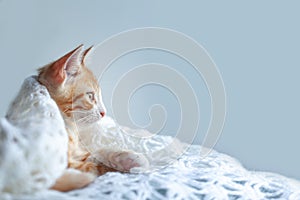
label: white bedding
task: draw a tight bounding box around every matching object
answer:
[0,76,300,200]
[5,144,300,200]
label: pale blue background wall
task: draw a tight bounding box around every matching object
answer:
[0,1,299,180]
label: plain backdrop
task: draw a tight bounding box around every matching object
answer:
[0,1,299,180]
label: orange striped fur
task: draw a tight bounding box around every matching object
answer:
[38,45,112,191]
[38,45,148,192]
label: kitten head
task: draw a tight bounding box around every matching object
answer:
[38,45,106,125]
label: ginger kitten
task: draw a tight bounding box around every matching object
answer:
[38,45,148,191]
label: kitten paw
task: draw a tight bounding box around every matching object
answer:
[112,151,149,172]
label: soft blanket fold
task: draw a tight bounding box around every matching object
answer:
[0,76,68,194]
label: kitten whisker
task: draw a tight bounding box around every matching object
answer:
[76,115,91,123]
[63,108,70,113]
[71,110,88,114]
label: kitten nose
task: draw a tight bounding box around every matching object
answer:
[100,111,105,118]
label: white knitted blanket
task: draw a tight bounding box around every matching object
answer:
[0,76,299,200]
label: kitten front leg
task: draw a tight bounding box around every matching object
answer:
[91,149,149,172]
[69,158,99,175]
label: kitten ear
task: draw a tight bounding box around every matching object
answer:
[82,45,94,66]
[51,44,84,84]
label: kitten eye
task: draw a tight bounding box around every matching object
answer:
[86,92,95,101]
